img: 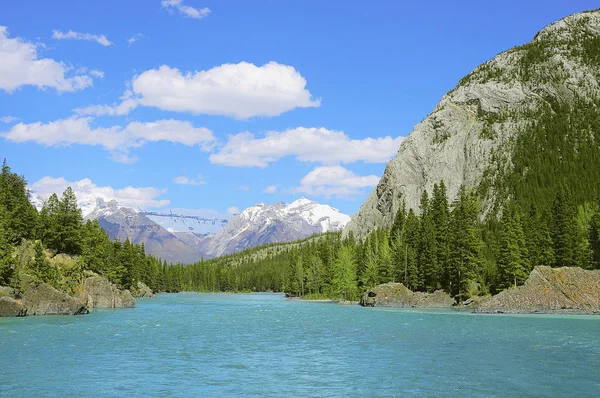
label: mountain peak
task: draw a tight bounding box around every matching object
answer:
[203,198,350,257]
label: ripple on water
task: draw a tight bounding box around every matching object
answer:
[0,293,599,397]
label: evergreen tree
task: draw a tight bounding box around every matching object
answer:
[550,186,579,267]
[448,186,484,300]
[431,181,450,290]
[332,244,358,300]
[497,205,530,289]
[418,190,439,292]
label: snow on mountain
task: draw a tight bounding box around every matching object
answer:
[203,197,350,257]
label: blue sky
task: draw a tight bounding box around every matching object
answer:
[1,0,597,223]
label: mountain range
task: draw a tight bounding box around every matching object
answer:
[29,191,350,264]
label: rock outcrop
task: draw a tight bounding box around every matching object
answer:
[344,10,600,238]
[360,283,454,308]
[0,296,27,317]
[474,266,600,314]
[21,282,89,316]
[135,281,155,298]
[77,275,136,309]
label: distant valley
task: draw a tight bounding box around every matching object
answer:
[29,191,350,264]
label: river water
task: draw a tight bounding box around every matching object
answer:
[1,293,599,397]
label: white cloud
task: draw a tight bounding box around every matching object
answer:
[127,33,146,45]
[210,127,403,167]
[161,0,211,19]
[131,62,319,118]
[263,185,277,194]
[31,176,170,209]
[0,116,19,123]
[173,175,205,186]
[51,30,113,46]
[89,69,104,78]
[73,61,319,119]
[227,206,239,215]
[295,166,380,199]
[0,26,94,93]
[2,117,214,163]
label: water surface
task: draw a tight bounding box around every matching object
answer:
[1,293,599,397]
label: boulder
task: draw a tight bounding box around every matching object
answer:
[474,266,600,314]
[0,286,15,297]
[135,281,155,298]
[22,282,88,316]
[77,276,136,309]
[0,296,27,317]
[360,283,454,308]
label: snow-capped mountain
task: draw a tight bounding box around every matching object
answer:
[28,191,203,264]
[29,189,350,262]
[86,198,203,264]
[202,198,350,257]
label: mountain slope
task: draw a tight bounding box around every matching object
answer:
[345,9,600,238]
[84,198,203,264]
[203,198,350,257]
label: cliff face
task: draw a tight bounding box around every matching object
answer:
[474,266,600,314]
[345,10,600,238]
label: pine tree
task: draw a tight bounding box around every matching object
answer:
[448,186,484,300]
[431,181,450,290]
[0,159,38,244]
[550,186,579,267]
[403,209,420,290]
[332,244,358,300]
[418,190,439,292]
[497,205,530,289]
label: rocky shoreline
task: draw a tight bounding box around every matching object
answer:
[0,273,154,317]
[358,266,600,315]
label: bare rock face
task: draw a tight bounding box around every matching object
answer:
[0,296,27,317]
[474,266,600,314]
[360,283,454,308]
[135,281,155,298]
[344,10,600,238]
[77,276,136,309]
[22,283,88,316]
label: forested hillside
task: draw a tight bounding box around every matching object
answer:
[0,160,169,295]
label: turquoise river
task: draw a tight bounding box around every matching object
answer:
[1,293,599,397]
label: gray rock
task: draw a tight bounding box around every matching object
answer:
[77,276,136,308]
[474,266,600,314]
[344,10,600,239]
[22,283,88,316]
[135,281,155,298]
[360,283,454,308]
[0,296,26,317]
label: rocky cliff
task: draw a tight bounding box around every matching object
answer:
[345,10,600,238]
[359,283,454,308]
[474,266,600,314]
[76,275,136,309]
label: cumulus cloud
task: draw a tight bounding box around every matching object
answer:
[295,166,380,199]
[30,176,170,209]
[0,26,94,92]
[73,61,319,119]
[210,127,403,167]
[1,117,214,163]
[51,30,113,46]
[173,175,205,186]
[161,0,211,19]
[227,206,240,215]
[0,116,19,123]
[263,185,277,194]
[131,62,319,118]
